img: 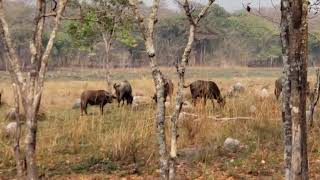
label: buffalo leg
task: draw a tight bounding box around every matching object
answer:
[192,97,196,106]
[84,103,88,115]
[211,99,215,109]
[80,102,84,116]
[81,102,88,115]
[203,97,207,107]
[117,98,121,107]
[100,104,104,115]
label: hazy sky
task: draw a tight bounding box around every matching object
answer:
[143,0,280,12]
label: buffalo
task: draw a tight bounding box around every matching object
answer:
[113,80,133,106]
[80,90,115,115]
[274,77,283,100]
[184,80,225,107]
[274,76,310,100]
[152,78,174,103]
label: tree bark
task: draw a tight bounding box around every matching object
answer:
[12,83,25,178]
[280,1,292,178]
[0,0,68,179]
[290,1,309,179]
[280,0,309,179]
[129,0,168,179]
[3,52,25,177]
[169,1,214,179]
[102,31,114,91]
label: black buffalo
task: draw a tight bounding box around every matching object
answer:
[113,80,133,106]
[184,80,225,107]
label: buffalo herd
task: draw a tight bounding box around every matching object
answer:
[0,77,311,116]
[76,76,313,115]
[80,78,226,115]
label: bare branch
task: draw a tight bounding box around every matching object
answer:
[169,0,215,179]
[0,0,24,85]
[180,0,196,25]
[51,0,57,11]
[38,0,68,92]
[128,0,148,41]
[128,0,168,179]
[194,0,214,24]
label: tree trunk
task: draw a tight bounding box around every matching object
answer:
[128,0,169,178]
[4,55,25,177]
[102,32,113,92]
[290,0,309,178]
[0,0,68,178]
[154,73,168,180]
[280,0,309,179]
[169,1,214,179]
[280,1,292,178]
[12,83,25,178]
[169,23,195,180]
[24,104,38,179]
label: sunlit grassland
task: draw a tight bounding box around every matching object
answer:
[1,67,320,179]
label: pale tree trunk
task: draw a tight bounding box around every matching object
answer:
[280,0,292,178]
[12,82,25,178]
[280,0,309,179]
[128,0,168,179]
[168,1,214,179]
[0,0,68,179]
[4,56,25,177]
[102,31,114,92]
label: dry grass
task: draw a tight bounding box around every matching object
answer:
[1,67,320,179]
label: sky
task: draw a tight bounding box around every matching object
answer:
[143,0,280,12]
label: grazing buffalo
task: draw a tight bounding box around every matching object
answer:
[113,80,133,106]
[184,80,225,107]
[152,78,174,103]
[80,90,115,115]
[274,76,310,100]
[274,77,283,100]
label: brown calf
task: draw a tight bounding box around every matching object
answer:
[80,90,115,115]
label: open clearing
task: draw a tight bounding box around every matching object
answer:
[1,67,320,179]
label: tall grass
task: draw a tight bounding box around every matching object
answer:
[0,67,320,178]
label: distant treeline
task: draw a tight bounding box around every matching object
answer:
[1,1,320,71]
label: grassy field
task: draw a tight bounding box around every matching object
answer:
[1,67,320,179]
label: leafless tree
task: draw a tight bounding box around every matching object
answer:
[128,0,169,179]
[169,0,214,179]
[87,0,128,91]
[280,0,309,179]
[0,0,68,179]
